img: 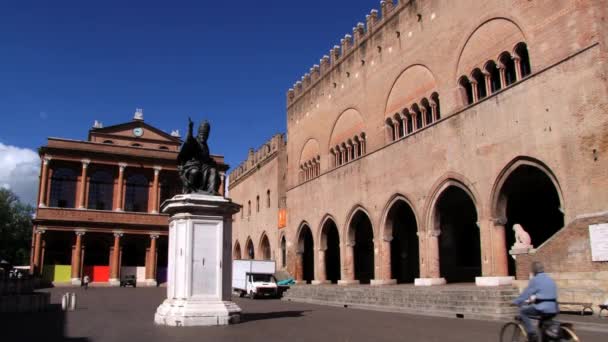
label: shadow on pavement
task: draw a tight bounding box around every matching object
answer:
[241,310,311,323]
[0,304,89,342]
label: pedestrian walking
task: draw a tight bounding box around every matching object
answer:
[83,274,90,290]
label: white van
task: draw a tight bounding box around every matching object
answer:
[232,260,278,299]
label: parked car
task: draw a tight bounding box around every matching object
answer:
[120,275,137,287]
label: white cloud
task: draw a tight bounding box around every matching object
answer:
[0,143,40,206]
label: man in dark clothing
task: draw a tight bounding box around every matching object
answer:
[512,261,559,342]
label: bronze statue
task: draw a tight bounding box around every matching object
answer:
[177,118,221,195]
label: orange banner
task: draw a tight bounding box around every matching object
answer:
[278,209,287,229]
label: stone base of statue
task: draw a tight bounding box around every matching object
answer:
[154,194,241,327]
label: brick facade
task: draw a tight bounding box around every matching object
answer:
[231,0,608,289]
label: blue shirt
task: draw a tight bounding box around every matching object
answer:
[512,272,559,313]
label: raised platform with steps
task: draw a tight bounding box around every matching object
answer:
[282,284,519,321]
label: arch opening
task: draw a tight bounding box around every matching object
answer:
[435,186,481,283]
[386,200,419,283]
[497,165,563,275]
[321,219,341,284]
[297,225,315,284]
[350,211,374,284]
[280,236,286,268]
[245,239,255,260]
[259,234,271,260]
[234,241,242,259]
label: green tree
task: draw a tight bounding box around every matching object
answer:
[0,188,35,265]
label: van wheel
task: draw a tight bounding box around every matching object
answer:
[239,291,245,298]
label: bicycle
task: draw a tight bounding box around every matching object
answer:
[500,314,579,342]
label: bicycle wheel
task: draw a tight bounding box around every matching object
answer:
[500,322,527,342]
[560,326,580,342]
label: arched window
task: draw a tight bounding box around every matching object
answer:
[131,143,142,148]
[393,114,404,139]
[421,98,433,125]
[49,168,77,208]
[459,76,474,105]
[103,140,114,144]
[431,93,441,120]
[266,189,271,208]
[514,42,531,78]
[248,200,251,217]
[158,146,169,150]
[500,52,517,86]
[256,195,260,212]
[385,118,395,142]
[87,170,114,210]
[485,60,501,93]
[411,104,422,130]
[124,174,149,212]
[471,68,487,100]
[403,109,413,134]
[281,236,286,267]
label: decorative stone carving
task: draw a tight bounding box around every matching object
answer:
[512,223,533,249]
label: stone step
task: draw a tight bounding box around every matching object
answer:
[282,285,518,320]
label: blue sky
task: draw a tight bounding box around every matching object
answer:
[0,0,378,204]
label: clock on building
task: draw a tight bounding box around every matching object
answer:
[133,127,144,137]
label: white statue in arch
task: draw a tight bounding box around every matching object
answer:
[512,223,533,249]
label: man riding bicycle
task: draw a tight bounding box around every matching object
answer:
[512,261,559,342]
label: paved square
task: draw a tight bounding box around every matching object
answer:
[1,287,606,342]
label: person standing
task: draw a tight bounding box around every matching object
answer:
[83,274,90,290]
[512,261,559,342]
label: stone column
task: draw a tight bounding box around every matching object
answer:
[109,232,123,286]
[146,234,159,286]
[360,137,366,155]
[219,171,226,196]
[422,108,429,126]
[39,156,52,207]
[471,80,479,103]
[371,235,396,285]
[312,248,329,285]
[71,231,85,285]
[115,163,127,211]
[498,66,506,89]
[414,230,446,286]
[78,159,90,209]
[32,229,45,275]
[431,103,438,121]
[484,71,492,95]
[474,218,513,286]
[513,56,521,81]
[151,166,162,214]
[295,252,304,283]
[338,242,359,285]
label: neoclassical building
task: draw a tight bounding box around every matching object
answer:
[30,111,228,285]
[257,0,608,297]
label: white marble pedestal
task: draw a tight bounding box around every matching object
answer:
[154,194,242,327]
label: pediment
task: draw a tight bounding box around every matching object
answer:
[89,121,181,144]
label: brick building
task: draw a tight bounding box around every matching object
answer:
[228,134,287,267]
[30,110,227,286]
[230,0,608,303]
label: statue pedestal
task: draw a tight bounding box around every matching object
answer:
[509,247,534,259]
[154,194,241,327]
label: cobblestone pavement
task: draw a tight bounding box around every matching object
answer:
[1,287,606,342]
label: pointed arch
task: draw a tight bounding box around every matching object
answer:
[245,237,255,260]
[233,240,242,259]
[258,232,272,260]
